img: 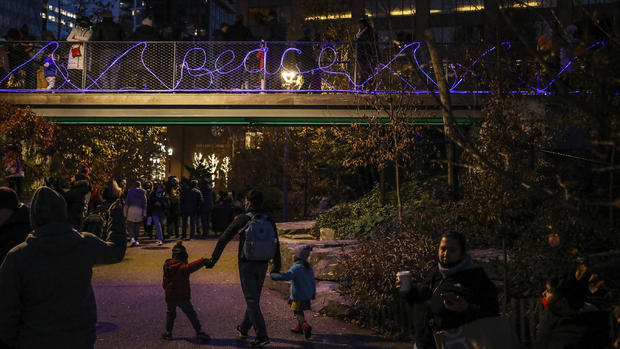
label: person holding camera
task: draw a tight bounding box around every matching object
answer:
[397,230,499,349]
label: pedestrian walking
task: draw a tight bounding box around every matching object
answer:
[148,183,168,245]
[43,53,59,89]
[0,186,126,348]
[205,189,282,347]
[124,181,147,246]
[180,180,203,241]
[162,241,211,342]
[270,244,316,339]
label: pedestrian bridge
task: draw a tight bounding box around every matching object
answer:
[0,40,599,125]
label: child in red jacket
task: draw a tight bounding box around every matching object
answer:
[161,241,210,341]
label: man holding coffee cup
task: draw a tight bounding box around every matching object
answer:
[398,230,498,349]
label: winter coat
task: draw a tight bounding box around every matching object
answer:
[210,206,282,271]
[43,57,57,77]
[162,257,205,303]
[91,18,124,42]
[130,25,161,41]
[0,187,126,348]
[64,178,92,229]
[403,255,499,349]
[66,26,92,70]
[534,304,611,349]
[124,187,147,222]
[271,260,316,301]
[148,191,169,218]
[180,187,203,215]
[199,184,214,213]
[212,202,235,232]
[0,204,29,263]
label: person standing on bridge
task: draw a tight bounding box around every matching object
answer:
[205,189,282,347]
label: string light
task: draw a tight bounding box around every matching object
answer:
[0,41,606,95]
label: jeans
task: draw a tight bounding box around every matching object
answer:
[239,261,269,338]
[153,214,165,241]
[182,213,197,239]
[166,300,202,333]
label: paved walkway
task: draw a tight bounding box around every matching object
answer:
[92,237,411,348]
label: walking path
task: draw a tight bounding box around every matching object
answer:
[92,238,411,348]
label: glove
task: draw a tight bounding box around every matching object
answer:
[203,258,214,269]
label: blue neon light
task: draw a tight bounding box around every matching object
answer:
[0,41,606,94]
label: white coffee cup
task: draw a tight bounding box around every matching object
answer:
[396,270,412,293]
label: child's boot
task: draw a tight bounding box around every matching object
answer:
[302,322,312,339]
[290,323,303,334]
[196,331,211,342]
[161,331,172,340]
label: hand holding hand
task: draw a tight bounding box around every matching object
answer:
[203,258,214,269]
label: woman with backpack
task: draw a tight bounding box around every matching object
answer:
[205,190,282,348]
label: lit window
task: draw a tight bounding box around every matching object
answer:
[41,12,46,18]
[48,4,53,10]
[61,20,66,25]
[69,22,74,27]
[49,15,56,22]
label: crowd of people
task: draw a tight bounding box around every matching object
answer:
[0,165,615,348]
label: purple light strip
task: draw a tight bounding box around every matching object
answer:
[0,41,608,94]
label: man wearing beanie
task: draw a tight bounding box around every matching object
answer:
[0,186,127,348]
[0,186,29,263]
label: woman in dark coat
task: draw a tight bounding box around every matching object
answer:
[399,230,499,349]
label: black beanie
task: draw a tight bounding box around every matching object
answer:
[0,187,19,211]
[172,240,188,260]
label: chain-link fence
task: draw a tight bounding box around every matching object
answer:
[0,40,590,93]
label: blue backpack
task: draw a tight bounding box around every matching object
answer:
[241,213,278,261]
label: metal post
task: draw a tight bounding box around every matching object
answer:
[283,127,289,221]
[172,41,177,90]
[82,42,87,90]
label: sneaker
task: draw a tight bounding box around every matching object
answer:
[236,325,248,339]
[130,238,139,247]
[250,337,270,347]
[290,324,303,334]
[302,323,312,339]
[196,331,211,342]
[156,240,163,245]
[161,332,172,340]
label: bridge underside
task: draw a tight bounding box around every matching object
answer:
[0,93,482,126]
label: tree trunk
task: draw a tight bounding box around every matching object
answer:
[424,30,457,197]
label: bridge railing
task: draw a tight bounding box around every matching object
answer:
[0,40,597,94]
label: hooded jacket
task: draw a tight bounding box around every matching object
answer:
[124,186,147,222]
[0,187,126,348]
[0,204,29,263]
[162,257,205,303]
[270,260,316,301]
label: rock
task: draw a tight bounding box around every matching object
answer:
[278,241,359,281]
[280,234,316,240]
[320,228,336,240]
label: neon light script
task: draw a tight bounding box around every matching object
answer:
[0,41,605,93]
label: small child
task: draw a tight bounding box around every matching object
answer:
[161,241,210,341]
[270,245,316,339]
[43,53,58,90]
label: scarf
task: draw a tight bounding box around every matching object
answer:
[438,254,473,279]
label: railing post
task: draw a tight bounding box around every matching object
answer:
[82,42,87,90]
[172,41,177,91]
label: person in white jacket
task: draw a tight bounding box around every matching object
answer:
[65,16,92,88]
[124,181,147,246]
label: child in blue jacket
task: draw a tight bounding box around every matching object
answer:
[270,244,316,339]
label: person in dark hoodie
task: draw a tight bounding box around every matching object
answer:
[65,166,92,230]
[399,230,499,349]
[0,187,29,263]
[534,271,611,349]
[180,180,203,241]
[205,189,282,348]
[0,186,126,348]
[161,240,210,342]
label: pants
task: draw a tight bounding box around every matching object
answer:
[167,214,180,237]
[166,300,202,333]
[7,176,23,197]
[153,214,165,241]
[143,218,153,238]
[126,220,141,240]
[199,210,211,236]
[45,76,56,89]
[181,213,197,239]
[239,261,269,338]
